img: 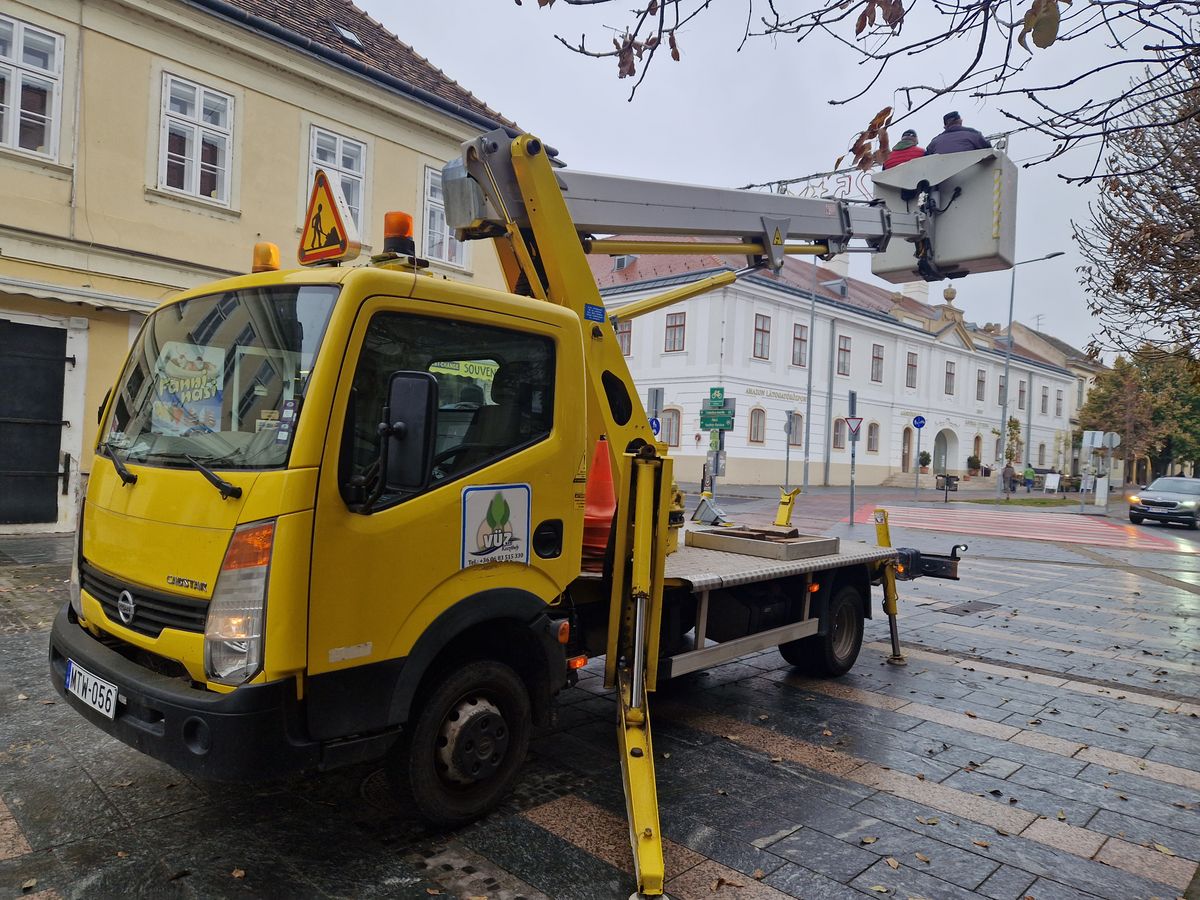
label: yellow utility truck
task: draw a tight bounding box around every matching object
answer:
[50,131,1014,896]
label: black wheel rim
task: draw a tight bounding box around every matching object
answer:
[436,695,511,788]
[831,601,857,660]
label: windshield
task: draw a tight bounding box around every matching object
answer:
[103,286,338,470]
[1148,477,1200,495]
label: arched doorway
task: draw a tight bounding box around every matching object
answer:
[973,434,982,461]
[901,427,912,473]
[932,428,959,474]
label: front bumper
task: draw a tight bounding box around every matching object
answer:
[49,604,319,781]
[1130,505,1196,524]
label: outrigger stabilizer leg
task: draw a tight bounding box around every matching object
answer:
[873,510,908,666]
[607,452,671,897]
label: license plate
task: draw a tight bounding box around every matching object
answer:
[65,659,118,720]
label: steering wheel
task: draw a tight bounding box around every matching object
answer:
[431,442,499,480]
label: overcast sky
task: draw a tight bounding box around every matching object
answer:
[365,2,1126,352]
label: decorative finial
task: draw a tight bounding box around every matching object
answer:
[943,285,957,303]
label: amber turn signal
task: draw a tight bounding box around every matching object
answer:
[252,241,280,273]
[566,654,588,670]
[556,620,571,644]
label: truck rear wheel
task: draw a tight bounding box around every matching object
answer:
[779,585,864,677]
[390,659,532,827]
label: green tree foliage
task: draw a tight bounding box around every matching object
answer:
[1079,350,1200,479]
[1004,416,1023,464]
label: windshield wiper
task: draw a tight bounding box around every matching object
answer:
[183,454,243,500]
[103,441,138,487]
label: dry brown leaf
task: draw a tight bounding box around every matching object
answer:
[21,878,37,891]
[886,857,900,870]
[716,788,728,795]
[117,851,129,858]
[861,836,879,844]
[770,756,783,763]
[231,869,246,879]
[1056,810,1067,821]
[16,693,28,701]
[822,729,833,737]
[1153,843,1176,856]
[668,31,680,62]
[710,876,743,891]
[111,780,134,788]
[915,852,931,863]
[753,868,766,880]
[759,714,770,721]
[916,773,926,781]
[425,891,443,897]
[868,887,890,894]
[973,839,990,848]
[964,711,978,719]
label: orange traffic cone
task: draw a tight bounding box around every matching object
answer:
[582,437,616,571]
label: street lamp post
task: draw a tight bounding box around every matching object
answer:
[996,251,1065,498]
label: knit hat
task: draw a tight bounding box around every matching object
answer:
[902,129,917,139]
[943,111,961,124]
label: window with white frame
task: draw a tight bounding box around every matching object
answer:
[1038,443,1046,466]
[0,15,62,158]
[976,368,986,401]
[1041,385,1049,414]
[867,422,880,452]
[833,418,846,449]
[944,360,956,395]
[660,408,680,446]
[995,437,1002,460]
[1018,379,1027,410]
[159,74,233,204]
[753,314,771,360]
[792,324,808,367]
[424,166,466,266]
[998,374,1006,405]
[837,335,851,376]
[788,412,803,447]
[310,126,365,229]
[906,352,918,388]
[1055,389,1063,417]
[616,319,632,356]
[749,408,766,443]
[871,344,884,383]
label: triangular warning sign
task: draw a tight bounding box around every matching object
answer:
[773,227,784,246]
[846,416,864,436]
[298,169,361,266]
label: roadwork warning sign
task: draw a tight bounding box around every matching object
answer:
[298,169,361,266]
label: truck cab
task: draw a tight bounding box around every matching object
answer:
[51,263,586,819]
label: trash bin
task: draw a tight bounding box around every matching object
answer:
[935,474,960,492]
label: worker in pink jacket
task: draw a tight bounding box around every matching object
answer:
[883,129,925,169]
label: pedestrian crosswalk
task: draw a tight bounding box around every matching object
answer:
[865,505,1186,550]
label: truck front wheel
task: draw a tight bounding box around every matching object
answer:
[779,585,864,677]
[390,659,532,827]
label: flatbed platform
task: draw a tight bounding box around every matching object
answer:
[664,538,896,592]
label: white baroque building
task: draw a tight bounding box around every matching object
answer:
[592,247,1091,486]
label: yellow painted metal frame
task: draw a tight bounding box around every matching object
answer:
[497,134,672,895]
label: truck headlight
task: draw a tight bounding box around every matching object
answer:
[205,520,274,686]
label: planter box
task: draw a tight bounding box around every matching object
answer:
[686,527,840,560]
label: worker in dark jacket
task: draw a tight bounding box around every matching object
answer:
[883,129,925,169]
[925,111,992,155]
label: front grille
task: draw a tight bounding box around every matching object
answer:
[1144,500,1178,509]
[81,560,208,638]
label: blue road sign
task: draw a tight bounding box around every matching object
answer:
[649,417,661,436]
[913,415,926,429]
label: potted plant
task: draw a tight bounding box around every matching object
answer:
[967,455,981,476]
[919,450,931,474]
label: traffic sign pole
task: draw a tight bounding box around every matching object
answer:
[848,392,858,526]
[912,415,926,499]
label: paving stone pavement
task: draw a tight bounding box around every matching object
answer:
[1,504,1198,899]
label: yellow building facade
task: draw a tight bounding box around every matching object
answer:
[0,0,509,531]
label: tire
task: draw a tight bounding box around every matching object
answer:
[1189,516,1199,531]
[779,584,865,677]
[1129,513,1144,525]
[388,659,531,828]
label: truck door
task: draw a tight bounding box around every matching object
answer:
[306,292,584,738]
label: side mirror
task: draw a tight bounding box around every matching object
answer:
[382,371,438,493]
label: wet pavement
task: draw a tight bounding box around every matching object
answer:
[1,498,1198,900]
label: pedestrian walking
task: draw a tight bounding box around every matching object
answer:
[1023,464,1036,493]
[1002,462,1016,498]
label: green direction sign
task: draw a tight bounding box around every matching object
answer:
[709,386,725,403]
[700,411,734,431]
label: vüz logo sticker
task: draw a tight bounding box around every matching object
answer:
[461,484,531,568]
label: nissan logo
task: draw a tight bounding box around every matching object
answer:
[116,590,136,625]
